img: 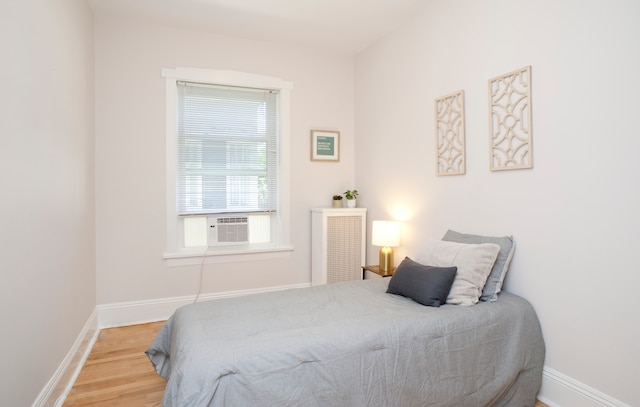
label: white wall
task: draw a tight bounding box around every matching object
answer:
[10,1,638,404]
[94,14,356,304]
[355,0,640,405]
[0,0,96,405]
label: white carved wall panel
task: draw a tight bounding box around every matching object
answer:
[489,66,533,171]
[435,90,466,176]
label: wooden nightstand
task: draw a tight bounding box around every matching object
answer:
[362,265,395,279]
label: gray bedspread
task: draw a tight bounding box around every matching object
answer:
[146,279,545,407]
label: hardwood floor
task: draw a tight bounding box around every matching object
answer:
[64,322,549,406]
[63,322,166,406]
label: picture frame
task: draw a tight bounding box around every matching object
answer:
[310,130,340,161]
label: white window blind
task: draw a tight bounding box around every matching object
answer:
[177,81,279,216]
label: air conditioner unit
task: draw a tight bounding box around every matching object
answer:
[208,216,249,246]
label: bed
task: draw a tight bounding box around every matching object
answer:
[146,277,545,406]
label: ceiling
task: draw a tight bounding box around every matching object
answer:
[87,0,428,55]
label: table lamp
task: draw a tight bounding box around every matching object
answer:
[372,221,400,273]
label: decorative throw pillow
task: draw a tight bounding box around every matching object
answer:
[415,240,500,306]
[442,229,515,302]
[386,257,457,307]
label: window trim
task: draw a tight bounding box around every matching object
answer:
[162,68,293,260]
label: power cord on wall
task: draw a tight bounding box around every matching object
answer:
[193,246,209,304]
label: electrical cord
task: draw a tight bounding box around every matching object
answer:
[193,246,208,304]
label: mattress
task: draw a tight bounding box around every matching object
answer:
[147,278,545,406]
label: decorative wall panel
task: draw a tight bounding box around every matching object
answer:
[489,66,533,170]
[435,90,466,175]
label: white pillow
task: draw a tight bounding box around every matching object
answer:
[415,240,500,306]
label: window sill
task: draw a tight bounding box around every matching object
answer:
[163,245,294,267]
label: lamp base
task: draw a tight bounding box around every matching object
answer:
[379,246,395,273]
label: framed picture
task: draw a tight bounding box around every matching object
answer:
[310,130,340,161]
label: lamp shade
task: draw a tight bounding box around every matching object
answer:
[372,221,400,247]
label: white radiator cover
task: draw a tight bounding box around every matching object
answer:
[311,208,367,285]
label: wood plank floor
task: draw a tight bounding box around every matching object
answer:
[63,322,166,406]
[64,322,549,406]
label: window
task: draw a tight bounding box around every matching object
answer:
[163,68,293,261]
[176,82,277,217]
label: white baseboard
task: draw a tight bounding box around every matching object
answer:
[31,309,99,407]
[539,366,631,407]
[96,282,311,328]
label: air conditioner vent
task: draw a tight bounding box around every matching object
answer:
[208,216,249,245]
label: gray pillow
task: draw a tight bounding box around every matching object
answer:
[386,257,457,307]
[442,229,515,302]
[415,240,500,305]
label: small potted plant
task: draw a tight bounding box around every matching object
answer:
[332,195,343,208]
[344,189,359,208]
